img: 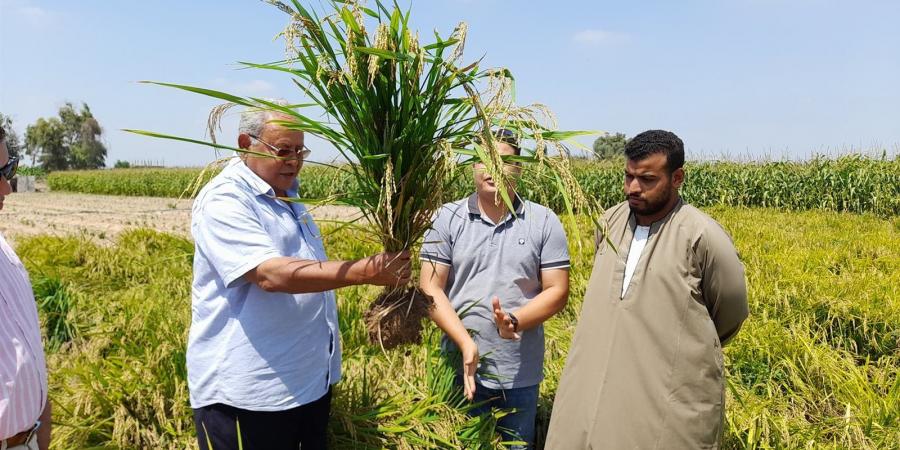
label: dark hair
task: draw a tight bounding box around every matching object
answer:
[0,125,6,143]
[493,128,521,156]
[623,129,684,173]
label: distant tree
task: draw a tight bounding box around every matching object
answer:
[25,102,108,171]
[0,113,23,159]
[26,118,67,170]
[592,132,628,160]
[60,103,107,169]
[114,160,131,169]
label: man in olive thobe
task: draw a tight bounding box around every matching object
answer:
[546,130,748,449]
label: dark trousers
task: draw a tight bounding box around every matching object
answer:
[193,388,332,450]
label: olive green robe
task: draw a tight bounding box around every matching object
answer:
[546,199,748,449]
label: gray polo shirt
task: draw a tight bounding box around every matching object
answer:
[421,193,570,389]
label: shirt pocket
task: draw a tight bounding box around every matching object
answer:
[257,205,303,255]
[297,215,327,260]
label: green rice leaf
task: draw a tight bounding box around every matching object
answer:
[139,81,252,106]
[122,129,269,157]
[354,47,414,61]
[360,6,379,18]
[340,7,363,35]
[424,38,459,51]
[539,130,601,141]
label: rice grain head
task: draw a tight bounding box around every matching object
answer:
[368,23,391,86]
[380,159,396,248]
[450,23,468,63]
[206,102,238,145]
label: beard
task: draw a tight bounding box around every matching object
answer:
[628,185,674,216]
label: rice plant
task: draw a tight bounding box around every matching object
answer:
[15,205,900,449]
[31,276,78,351]
[125,0,599,348]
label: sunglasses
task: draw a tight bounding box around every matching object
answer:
[248,134,312,160]
[496,128,515,138]
[0,156,18,180]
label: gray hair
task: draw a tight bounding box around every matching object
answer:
[238,98,291,136]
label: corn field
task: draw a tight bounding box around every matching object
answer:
[47,155,900,217]
[16,205,900,449]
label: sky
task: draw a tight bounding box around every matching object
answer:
[1,0,899,167]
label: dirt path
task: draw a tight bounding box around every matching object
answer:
[0,192,362,245]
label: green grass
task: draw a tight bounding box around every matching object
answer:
[47,155,900,217]
[15,206,899,449]
[17,166,47,177]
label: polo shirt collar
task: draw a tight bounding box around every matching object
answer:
[467,192,525,223]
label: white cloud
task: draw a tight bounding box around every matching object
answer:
[19,5,45,17]
[0,0,54,26]
[240,80,276,96]
[209,78,276,96]
[572,29,628,46]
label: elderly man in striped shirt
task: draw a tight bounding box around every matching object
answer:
[0,126,51,450]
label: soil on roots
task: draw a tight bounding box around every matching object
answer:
[364,287,434,350]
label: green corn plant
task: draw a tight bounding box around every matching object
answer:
[46,156,899,217]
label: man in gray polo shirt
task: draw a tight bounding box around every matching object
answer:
[419,131,570,449]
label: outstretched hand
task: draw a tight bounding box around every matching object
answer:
[492,296,521,340]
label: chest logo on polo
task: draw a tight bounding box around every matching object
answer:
[518,238,526,245]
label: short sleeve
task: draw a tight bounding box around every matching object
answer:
[699,221,749,345]
[540,211,571,270]
[420,207,453,266]
[194,192,283,288]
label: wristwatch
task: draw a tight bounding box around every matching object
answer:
[507,312,519,333]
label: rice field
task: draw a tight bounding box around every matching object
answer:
[11,0,898,447]
[16,206,900,449]
[47,155,900,217]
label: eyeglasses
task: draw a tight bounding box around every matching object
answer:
[0,156,18,181]
[248,134,312,160]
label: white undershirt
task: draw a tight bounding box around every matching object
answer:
[622,225,651,298]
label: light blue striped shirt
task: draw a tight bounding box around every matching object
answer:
[187,159,341,411]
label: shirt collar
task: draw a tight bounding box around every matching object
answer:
[627,196,684,232]
[467,192,525,223]
[228,157,299,198]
